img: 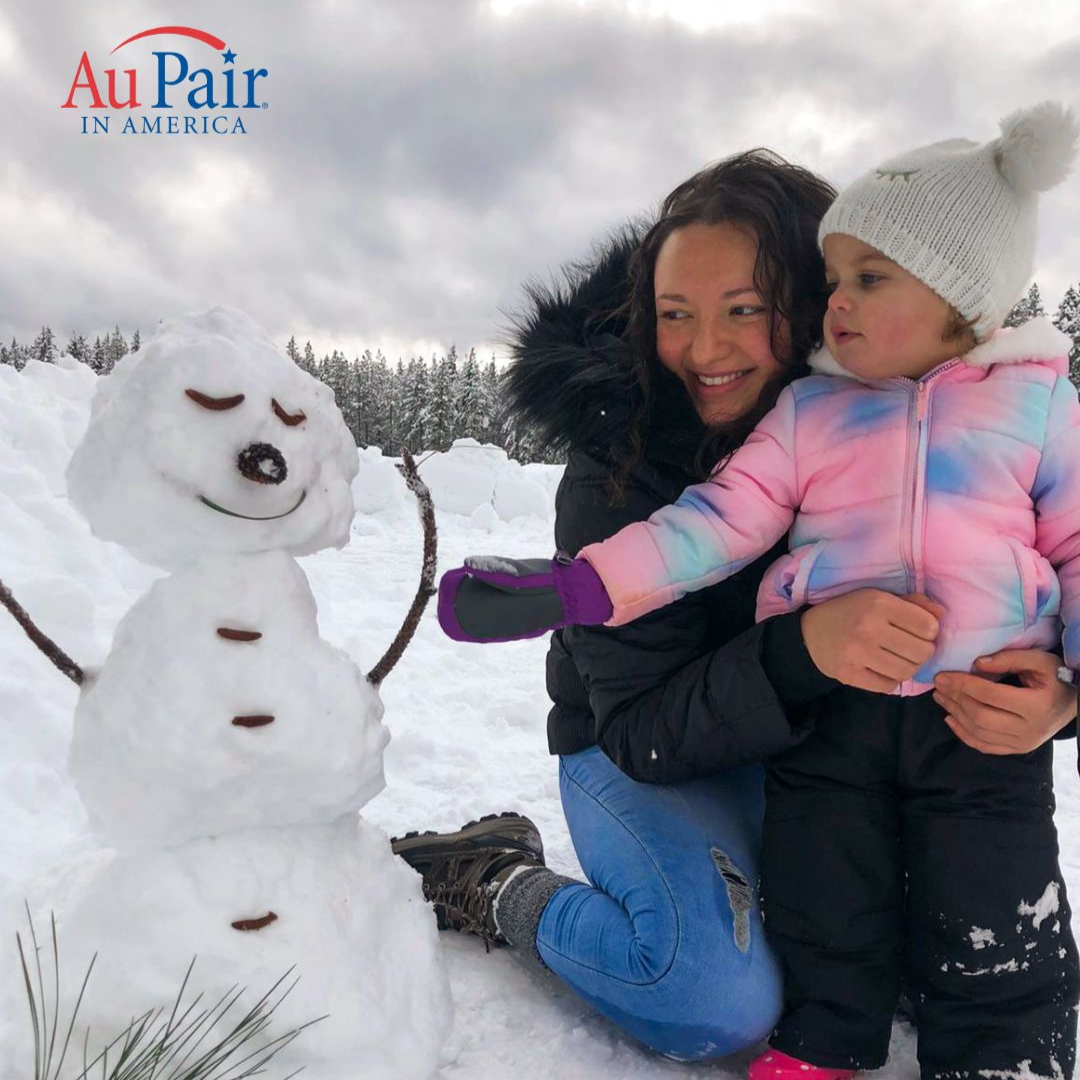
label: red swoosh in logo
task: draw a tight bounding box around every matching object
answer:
[111,26,227,54]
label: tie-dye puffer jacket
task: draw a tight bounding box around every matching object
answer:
[579,317,1080,695]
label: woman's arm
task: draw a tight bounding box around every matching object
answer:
[565,603,833,785]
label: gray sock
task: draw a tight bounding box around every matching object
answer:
[493,865,575,966]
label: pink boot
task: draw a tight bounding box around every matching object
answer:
[748,1049,856,1080]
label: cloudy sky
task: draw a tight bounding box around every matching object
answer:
[2,0,1078,362]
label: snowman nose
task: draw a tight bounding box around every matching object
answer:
[237,442,288,485]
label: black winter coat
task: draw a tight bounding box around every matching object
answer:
[505,229,838,784]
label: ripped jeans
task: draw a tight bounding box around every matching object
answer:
[536,746,783,1060]
[763,684,1080,1079]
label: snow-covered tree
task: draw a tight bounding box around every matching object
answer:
[11,339,29,372]
[455,348,483,441]
[399,358,430,454]
[63,332,90,365]
[479,358,500,438]
[102,326,129,374]
[1053,283,1080,388]
[30,326,58,364]
[131,329,141,353]
[426,350,458,451]
[354,350,377,446]
[1003,283,1046,328]
[387,358,407,454]
[90,336,107,375]
[301,341,318,376]
[323,350,357,438]
[285,336,302,366]
[366,351,393,450]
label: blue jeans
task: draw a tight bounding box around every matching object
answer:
[536,746,783,1060]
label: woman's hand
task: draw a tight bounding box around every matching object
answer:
[801,589,943,693]
[933,649,1078,755]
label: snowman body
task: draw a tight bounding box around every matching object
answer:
[15,308,451,1079]
[57,819,446,1080]
[70,551,388,850]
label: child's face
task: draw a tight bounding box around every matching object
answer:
[822,234,961,381]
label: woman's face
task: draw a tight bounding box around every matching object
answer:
[654,222,787,426]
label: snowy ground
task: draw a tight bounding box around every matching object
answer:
[2,356,1079,1079]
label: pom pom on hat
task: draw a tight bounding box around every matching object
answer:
[996,101,1080,194]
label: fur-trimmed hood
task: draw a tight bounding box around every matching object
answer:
[502,226,707,471]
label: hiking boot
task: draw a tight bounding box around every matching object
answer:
[391,812,545,946]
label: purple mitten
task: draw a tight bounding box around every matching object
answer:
[437,553,613,643]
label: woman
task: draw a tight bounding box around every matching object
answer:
[395,150,1077,1061]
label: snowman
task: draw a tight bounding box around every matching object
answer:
[0,307,451,1080]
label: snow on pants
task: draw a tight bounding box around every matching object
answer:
[536,745,784,1061]
[762,684,1080,1079]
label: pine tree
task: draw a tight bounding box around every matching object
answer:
[455,348,483,441]
[1003,283,1046,328]
[367,351,393,450]
[388,358,407,454]
[102,326,129,374]
[399,358,430,453]
[426,350,458,451]
[301,341,318,376]
[322,351,357,440]
[63,332,90,365]
[30,326,58,364]
[1053,284,1080,388]
[131,329,141,353]
[355,349,376,446]
[11,340,29,372]
[285,336,302,366]
[90,336,107,375]
[480,357,500,439]
[0,341,11,368]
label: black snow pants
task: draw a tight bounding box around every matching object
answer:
[761,684,1079,1079]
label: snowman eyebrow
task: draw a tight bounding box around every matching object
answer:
[272,399,307,426]
[185,389,246,411]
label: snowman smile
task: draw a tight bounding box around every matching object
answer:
[198,489,308,520]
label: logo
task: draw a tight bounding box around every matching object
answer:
[61,26,269,136]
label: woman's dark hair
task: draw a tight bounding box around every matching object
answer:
[612,149,836,497]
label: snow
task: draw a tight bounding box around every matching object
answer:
[3,341,1080,1079]
[1018,881,1062,932]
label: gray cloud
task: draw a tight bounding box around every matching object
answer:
[2,0,1078,358]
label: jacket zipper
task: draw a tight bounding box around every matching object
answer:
[897,360,960,684]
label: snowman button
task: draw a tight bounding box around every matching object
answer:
[231,911,279,932]
[217,627,263,642]
[232,715,275,728]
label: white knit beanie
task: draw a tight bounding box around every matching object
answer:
[819,102,1079,341]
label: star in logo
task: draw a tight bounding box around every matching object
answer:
[221,48,237,63]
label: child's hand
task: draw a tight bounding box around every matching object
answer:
[437,554,614,643]
[934,649,1078,755]
[801,589,943,693]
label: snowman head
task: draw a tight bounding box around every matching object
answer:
[66,307,358,569]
